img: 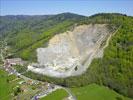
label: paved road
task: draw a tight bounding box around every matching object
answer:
[32,85,61,100]
[33,86,77,100]
[63,87,77,100]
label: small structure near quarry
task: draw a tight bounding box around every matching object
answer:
[28,24,114,78]
[4,58,25,68]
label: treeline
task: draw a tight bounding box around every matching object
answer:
[78,13,128,27]
[23,14,133,98]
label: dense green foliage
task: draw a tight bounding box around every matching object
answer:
[13,65,27,73]
[71,84,132,100]
[1,13,133,98]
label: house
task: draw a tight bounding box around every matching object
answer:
[4,58,25,67]
[27,80,33,85]
[21,85,28,92]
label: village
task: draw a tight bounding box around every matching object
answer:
[0,39,75,100]
[1,57,61,100]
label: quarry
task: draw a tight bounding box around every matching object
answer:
[28,24,113,78]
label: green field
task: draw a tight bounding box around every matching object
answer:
[71,84,133,100]
[40,89,68,100]
[0,70,18,100]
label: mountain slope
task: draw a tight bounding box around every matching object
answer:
[0,13,85,60]
[0,13,133,98]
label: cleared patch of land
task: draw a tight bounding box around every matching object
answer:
[40,89,68,100]
[71,84,132,100]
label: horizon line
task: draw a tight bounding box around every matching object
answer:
[0,12,132,17]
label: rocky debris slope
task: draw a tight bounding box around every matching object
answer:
[28,24,113,78]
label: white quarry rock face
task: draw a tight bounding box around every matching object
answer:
[28,24,111,78]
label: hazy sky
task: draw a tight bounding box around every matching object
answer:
[0,0,133,16]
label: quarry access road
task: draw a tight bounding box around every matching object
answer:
[83,25,121,70]
[102,25,121,51]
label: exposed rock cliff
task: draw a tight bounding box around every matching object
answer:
[28,24,112,77]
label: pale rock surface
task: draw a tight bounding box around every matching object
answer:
[28,24,111,77]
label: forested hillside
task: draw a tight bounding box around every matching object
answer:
[0,13,85,61]
[0,13,133,98]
